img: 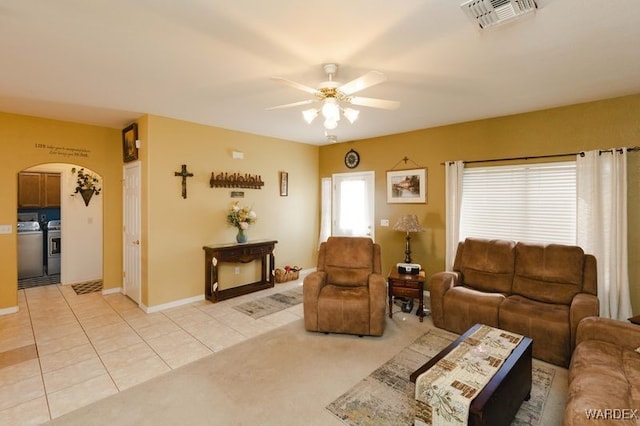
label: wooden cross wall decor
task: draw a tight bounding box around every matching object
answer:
[174,164,194,199]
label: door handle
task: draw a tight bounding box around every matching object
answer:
[133,240,140,245]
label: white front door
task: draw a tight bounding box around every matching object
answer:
[123,162,141,304]
[332,171,375,239]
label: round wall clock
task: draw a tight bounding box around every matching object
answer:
[345,149,360,169]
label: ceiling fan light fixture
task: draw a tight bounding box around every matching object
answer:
[323,119,338,130]
[302,108,319,124]
[321,98,340,122]
[343,108,360,124]
[268,63,398,137]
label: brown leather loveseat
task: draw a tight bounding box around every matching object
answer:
[430,238,598,367]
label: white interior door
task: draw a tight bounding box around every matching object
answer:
[123,162,141,304]
[332,171,375,239]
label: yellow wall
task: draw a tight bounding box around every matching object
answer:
[3,94,637,314]
[1,112,319,312]
[142,115,319,307]
[0,112,123,309]
[319,94,640,314]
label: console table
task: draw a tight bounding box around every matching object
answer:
[203,239,277,302]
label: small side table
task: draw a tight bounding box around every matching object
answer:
[388,270,428,322]
[628,315,640,325]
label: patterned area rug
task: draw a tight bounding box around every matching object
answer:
[326,328,555,426]
[71,279,103,295]
[233,286,303,319]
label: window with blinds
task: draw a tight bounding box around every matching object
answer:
[459,161,576,245]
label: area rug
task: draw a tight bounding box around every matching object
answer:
[71,279,103,295]
[326,328,555,426]
[233,286,303,319]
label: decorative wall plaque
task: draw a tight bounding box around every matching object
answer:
[210,172,264,189]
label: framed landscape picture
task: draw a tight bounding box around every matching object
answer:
[122,123,138,162]
[386,168,427,204]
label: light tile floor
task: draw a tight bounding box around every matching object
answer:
[0,280,303,425]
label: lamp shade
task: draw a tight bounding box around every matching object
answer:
[302,108,319,124]
[343,108,360,124]
[393,214,424,233]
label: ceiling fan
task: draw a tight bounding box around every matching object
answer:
[266,63,400,131]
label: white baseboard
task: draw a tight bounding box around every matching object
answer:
[143,294,205,313]
[0,305,19,316]
[102,287,122,295]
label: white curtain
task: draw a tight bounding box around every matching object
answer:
[445,161,464,270]
[318,177,332,248]
[576,149,632,320]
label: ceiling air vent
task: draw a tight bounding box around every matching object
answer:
[461,0,537,29]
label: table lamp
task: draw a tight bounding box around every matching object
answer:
[393,214,424,263]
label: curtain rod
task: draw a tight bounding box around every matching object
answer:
[442,146,640,166]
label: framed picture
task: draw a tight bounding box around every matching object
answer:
[386,168,427,203]
[280,171,288,196]
[122,123,138,162]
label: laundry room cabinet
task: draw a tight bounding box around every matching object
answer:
[18,172,61,208]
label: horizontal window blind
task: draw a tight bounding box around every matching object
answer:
[459,161,576,245]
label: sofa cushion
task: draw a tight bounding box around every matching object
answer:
[442,286,504,334]
[512,243,584,305]
[457,238,515,294]
[317,285,370,335]
[323,237,374,287]
[499,295,571,367]
[564,340,640,425]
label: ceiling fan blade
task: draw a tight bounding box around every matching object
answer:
[271,77,319,95]
[349,96,400,110]
[265,100,315,110]
[339,71,387,95]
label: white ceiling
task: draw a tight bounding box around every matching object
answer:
[1,1,639,145]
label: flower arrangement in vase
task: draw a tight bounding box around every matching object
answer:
[71,167,102,206]
[226,201,257,243]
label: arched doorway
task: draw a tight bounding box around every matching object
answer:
[17,162,104,290]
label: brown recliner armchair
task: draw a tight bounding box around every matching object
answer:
[303,236,386,336]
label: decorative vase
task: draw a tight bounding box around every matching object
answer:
[236,228,248,244]
[80,189,94,206]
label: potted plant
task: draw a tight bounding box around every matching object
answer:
[71,167,101,206]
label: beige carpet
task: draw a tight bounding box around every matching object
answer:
[47,315,568,426]
[327,328,554,425]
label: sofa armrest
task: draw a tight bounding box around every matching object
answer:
[569,293,599,350]
[303,271,327,299]
[368,273,387,336]
[429,271,461,328]
[368,272,387,296]
[576,316,640,350]
[302,271,327,331]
